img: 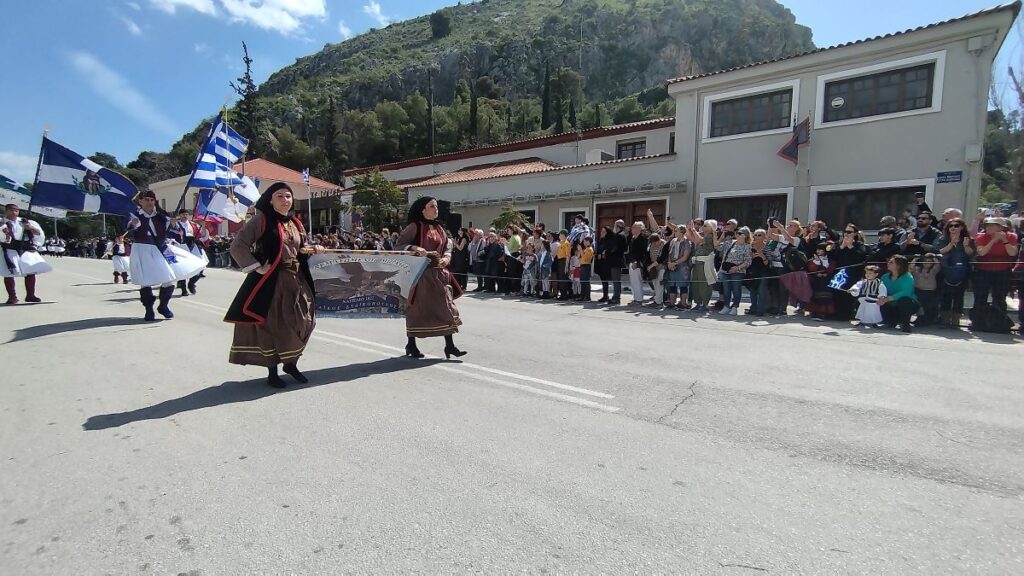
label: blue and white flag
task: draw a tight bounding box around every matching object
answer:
[0,173,67,218]
[301,168,310,185]
[188,112,249,190]
[33,138,138,216]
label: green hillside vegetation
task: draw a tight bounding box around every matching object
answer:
[121,0,815,186]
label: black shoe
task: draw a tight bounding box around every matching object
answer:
[179,290,189,297]
[282,363,308,383]
[901,324,912,333]
[405,344,424,359]
[157,305,174,319]
[25,296,41,303]
[597,297,608,303]
[444,346,467,360]
[188,284,197,295]
[267,373,287,389]
[608,299,621,305]
[144,308,156,322]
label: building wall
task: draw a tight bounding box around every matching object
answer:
[349,127,676,186]
[670,11,1009,228]
[416,154,686,228]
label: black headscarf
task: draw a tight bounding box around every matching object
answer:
[407,196,441,226]
[255,182,295,223]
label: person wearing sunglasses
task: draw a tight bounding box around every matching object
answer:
[902,211,941,257]
[936,217,975,328]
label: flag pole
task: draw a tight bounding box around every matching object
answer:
[306,177,313,234]
[26,128,49,216]
[175,112,219,213]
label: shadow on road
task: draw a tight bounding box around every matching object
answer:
[5,317,150,344]
[82,356,443,431]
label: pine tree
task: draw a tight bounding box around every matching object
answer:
[554,93,565,134]
[469,83,479,145]
[322,96,344,183]
[568,99,577,129]
[541,62,552,130]
[594,103,602,128]
[229,42,266,157]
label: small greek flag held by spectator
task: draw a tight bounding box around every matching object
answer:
[302,168,310,185]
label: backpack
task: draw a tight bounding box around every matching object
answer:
[968,303,1013,334]
[941,247,970,286]
[782,245,808,272]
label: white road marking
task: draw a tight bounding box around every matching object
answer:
[178,298,621,413]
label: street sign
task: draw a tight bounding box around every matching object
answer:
[936,171,963,183]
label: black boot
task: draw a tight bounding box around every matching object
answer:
[282,362,308,383]
[405,336,424,359]
[113,272,120,284]
[443,335,466,360]
[267,365,286,389]
[121,272,129,284]
[157,286,174,318]
[177,280,189,297]
[187,276,198,295]
[140,287,156,321]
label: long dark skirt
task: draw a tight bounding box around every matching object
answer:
[229,268,315,367]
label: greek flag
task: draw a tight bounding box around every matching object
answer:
[32,138,138,216]
[302,168,310,185]
[0,173,67,218]
[189,113,250,191]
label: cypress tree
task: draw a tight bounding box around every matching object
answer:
[541,62,552,130]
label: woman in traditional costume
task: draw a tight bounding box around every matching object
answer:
[224,183,324,388]
[396,196,465,359]
[126,190,206,320]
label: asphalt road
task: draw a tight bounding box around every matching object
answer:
[1,257,1022,574]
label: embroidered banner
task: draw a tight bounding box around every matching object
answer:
[308,252,428,317]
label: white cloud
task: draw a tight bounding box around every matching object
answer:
[194,42,210,53]
[127,2,142,10]
[65,51,178,138]
[362,1,389,26]
[0,152,39,186]
[120,16,143,36]
[219,0,326,35]
[149,0,216,16]
[338,19,352,39]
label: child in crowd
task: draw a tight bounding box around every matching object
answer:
[521,243,537,296]
[911,253,940,326]
[570,242,582,297]
[538,240,553,298]
[578,236,595,302]
[849,264,887,326]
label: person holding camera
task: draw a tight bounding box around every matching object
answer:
[973,216,1018,317]
[718,227,753,315]
[686,219,719,313]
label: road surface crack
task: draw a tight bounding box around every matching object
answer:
[719,561,768,572]
[657,380,699,423]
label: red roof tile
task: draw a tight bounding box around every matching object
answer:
[231,158,342,190]
[405,153,675,189]
[665,2,1020,86]
[345,118,675,176]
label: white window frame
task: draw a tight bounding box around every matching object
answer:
[514,205,539,227]
[814,50,946,130]
[615,138,648,159]
[809,178,935,232]
[701,79,801,143]
[559,207,591,233]
[698,188,795,221]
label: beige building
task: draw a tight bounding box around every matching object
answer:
[346,3,1018,234]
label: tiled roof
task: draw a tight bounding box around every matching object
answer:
[666,2,1021,86]
[345,118,676,176]
[405,153,676,189]
[231,158,342,190]
[405,158,560,189]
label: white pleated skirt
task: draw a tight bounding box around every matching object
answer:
[129,244,206,287]
[1,249,53,277]
[113,255,131,274]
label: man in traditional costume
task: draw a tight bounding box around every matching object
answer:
[125,190,205,321]
[111,234,130,284]
[2,204,51,304]
[225,183,324,388]
[168,209,208,296]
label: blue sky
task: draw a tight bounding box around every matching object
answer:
[0,0,1019,185]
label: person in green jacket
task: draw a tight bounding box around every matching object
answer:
[879,254,919,333]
